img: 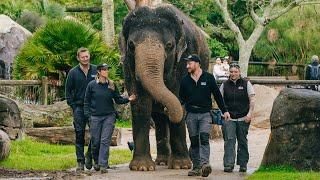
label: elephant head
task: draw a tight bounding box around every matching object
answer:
[120,5,187,123]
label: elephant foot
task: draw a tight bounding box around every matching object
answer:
[155,155,169,166]
[168,155,192,169]
[129,156,156,171]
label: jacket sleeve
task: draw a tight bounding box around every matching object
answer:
[210,75,227,113]
[113,85,130,104]
[65,71,75,109]
[179,80,187,106]
[83,83,92,118]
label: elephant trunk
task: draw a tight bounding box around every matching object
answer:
[135,38,183,123]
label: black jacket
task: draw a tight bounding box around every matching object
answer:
[65,64,97,109]
[179,71,227,113]
[84,80,129,117]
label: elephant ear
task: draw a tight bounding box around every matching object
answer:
[175,19,187,63]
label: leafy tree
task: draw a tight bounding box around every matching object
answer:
[13,18,120,81]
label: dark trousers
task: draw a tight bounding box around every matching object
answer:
[73,106,92,163]
[222,120,250,168]
[90,114,116,167]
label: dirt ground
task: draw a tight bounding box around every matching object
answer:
[0,85,277,179]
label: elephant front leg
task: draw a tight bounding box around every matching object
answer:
[168,121,192,169]
[152,112,170,166]
[129,96,156,171]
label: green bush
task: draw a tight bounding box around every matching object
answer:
[13,18,120,81]
[45,3,65,19]
[207,38,228,58]
[16,10,45,32]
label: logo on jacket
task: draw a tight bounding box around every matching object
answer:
[201,82,206,86]
[238,86,244,90]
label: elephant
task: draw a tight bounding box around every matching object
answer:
[120,4,210,171]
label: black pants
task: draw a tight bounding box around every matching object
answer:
[73,106,92,163]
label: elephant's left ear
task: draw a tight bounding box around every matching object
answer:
[176,20,187,63]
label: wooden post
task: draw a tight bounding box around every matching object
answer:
[41,76,48,105]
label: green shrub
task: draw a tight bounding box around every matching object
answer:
[207,38,228,58]
[45,3,65,19]
[16,10,45,32]
[13,18,120,81]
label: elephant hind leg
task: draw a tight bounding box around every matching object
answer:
[152,112,171,166]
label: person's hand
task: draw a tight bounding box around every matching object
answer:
[245,112,253,123]
[128,94,136,101]
[222,112,231,121]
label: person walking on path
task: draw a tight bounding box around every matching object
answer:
[219,63,255,173]
[65,47,97,172]
[305,55,320,90]
[179,54,231,177]
[84,63,136,174]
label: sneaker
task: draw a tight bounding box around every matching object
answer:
[188,168,201,176]
[85,153,93,170]
[239,165,247,172]
[100,166,108,174]
[201,164,212,177]
[76,162,84,172]
[93,164,100,171]
[224,166,233,173]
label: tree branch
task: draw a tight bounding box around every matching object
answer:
[268,0,306,22]
[247,0,264,25]
[214,0,245,44]
[65,7,102,13]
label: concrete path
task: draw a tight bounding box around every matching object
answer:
[80,127,270,180]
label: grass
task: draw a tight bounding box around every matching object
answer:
[248,166,320,180]
[0,137,132,171]
[115,119,132,128]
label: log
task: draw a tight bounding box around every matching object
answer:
[0,130,10,161]
[25,126,122,146]
[65,7,102,13]
[0,96,22,140]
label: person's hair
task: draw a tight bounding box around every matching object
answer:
[77,47,89,57]
[229,63,240,69]
[311,55,319,62]
[96,70,115,91]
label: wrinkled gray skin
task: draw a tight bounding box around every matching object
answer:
[120,4,210,171]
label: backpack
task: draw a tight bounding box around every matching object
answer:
[309,64,320,80]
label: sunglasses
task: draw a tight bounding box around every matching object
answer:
[229,63,240,69]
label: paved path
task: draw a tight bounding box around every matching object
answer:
[80,127,270,180]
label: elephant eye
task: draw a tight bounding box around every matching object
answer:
[128,40,135,52]
[165,42,174,51]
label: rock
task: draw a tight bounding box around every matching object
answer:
[25,126,122,146]
[0,130,10,161]
[0,96,22,140]
[0,14,32,79]
[261,88,320,171]
[17,101,73,128]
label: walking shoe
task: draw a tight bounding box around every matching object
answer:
[100,166,108,174]
[201,164,212,177]
[224,166,233,173]
[76,162,84,172]
[187,168,201,176]
[239,165,247,172]
[93,164,100,171]
[85,153,93,170]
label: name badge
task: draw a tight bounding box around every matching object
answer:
[238,86,244,90]
[91,74,96,78]
[201,82,206,86]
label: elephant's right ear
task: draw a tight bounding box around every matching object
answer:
[176,20,187,63]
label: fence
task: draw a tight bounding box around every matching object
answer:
[0,77,63,105]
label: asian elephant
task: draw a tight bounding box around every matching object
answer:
[120,4,210,171]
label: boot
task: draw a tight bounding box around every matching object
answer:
[85,153,93,170]
[187,167,201,176]
[201,164,212,177]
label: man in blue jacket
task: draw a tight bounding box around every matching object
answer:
[65,47,97,171]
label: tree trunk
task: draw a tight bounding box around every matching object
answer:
[238,44,253,77]
[102,0,115,47]
[25,127,121,146]
[0,130,10,161]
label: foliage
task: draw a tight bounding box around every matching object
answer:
[207,38,228,58]
[115,119,132,128]
[0,136,131,170]
[13,18,120,81]
[248,166,320,180]
[253,5,320,64]
[16,10,45,33]
[45,2,65,19]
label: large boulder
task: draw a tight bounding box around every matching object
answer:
[0,14,32,79]
[0,129,10,161]
[261,88,320,171]
[0,96,22,140]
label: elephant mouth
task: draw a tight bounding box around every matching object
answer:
[134,37,183,123]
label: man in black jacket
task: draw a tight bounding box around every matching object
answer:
[179,54,230,177]
[65,47,97,171]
